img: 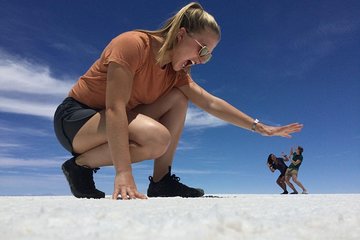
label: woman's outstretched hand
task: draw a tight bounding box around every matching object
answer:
[257,122,303,138]
[112,170,147,200]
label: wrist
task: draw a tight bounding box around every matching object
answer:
[114,165,132,174]
[252,120,265,135]
[251,119,260,132]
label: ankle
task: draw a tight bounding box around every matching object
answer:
[151,173,169,183]
[152,166,172,182]
[74,156,93,169]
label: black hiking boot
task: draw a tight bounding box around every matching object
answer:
[61,157,105,199]
[281,190,289,194]
[147,167,204,198]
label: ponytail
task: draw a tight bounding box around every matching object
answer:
[138,2,221,64]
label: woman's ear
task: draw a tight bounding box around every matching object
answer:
[177,27,187,42]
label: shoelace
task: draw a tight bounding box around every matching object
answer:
[149,174,182,184]
[80,167,100,190]
[170,174,189,189]
[170,174,181,182]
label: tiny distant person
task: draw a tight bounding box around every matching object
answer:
[267,153,289,194]
[285,146,308,194]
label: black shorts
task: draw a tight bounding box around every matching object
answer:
[53,97,98,155]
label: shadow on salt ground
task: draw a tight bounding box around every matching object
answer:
[203,195,238,198]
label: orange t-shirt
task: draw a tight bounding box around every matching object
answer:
[68,31,193,110]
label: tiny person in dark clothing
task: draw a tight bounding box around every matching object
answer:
[267,153,289,194]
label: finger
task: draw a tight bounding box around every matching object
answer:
[135,191,148,199]
[292,123,304,131]
[121,188,128,200]
[127,189,136,199]
[112,189,120,200]
[285,123,302,129]
[290,126,303,132]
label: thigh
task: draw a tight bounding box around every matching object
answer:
[132,88,187,120]
[291,171,299,180]
[54,97,98,154]
[72,110,107,154]
[285,169,291,180]
[278,175,285,182]
[285,168,290,177]
[72,110,168,154]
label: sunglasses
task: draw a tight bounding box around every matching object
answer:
[188,34,212,64]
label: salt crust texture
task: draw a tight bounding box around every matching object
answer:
[1,194,359,240]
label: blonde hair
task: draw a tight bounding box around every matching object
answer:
[139,2,221,64]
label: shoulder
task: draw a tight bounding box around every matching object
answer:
[101,31,152,74]
[110,31,150,48]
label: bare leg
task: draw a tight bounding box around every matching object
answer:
[131,89,188,181]
[73,111,170,168]
[276,175,287,191]
[72,88,188,178]
[292,175,307,192]
[285,175,297,193]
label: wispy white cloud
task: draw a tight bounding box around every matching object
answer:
[0,143,22,148]
[176,140,198,151]
[49,36,99,57]
[316,20,359,36]
[0,156,60,168]
[174,168,239,175]
[0,124,50,137]
[0,173,66,196]
[293,20,359,50]
[185,106,228,129]
[286,19,359,77]
[0,55,72,95]
[0,97,57,119]
[0,50,73,119]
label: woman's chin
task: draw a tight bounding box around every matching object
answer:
[172,63,182,72]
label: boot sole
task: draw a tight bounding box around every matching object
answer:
[147,188,204,198]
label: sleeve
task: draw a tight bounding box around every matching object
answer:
[101,32,146,75]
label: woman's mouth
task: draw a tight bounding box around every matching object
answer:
[181,60,195,69]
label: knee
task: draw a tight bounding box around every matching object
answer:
[143,122,171,158]
[293,179,300,185]
[153,125,171,157]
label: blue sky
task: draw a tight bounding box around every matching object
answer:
[0,0,359,196]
